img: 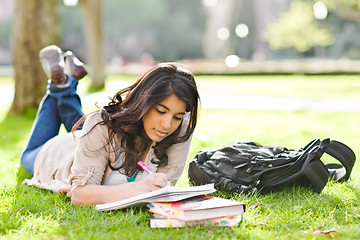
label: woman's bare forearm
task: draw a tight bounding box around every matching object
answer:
[71,182,141,205]
[70,172,168,206]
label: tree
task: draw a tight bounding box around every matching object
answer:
[263,0,334,54]
[82,0,105,89]
[11,0,60,114]
[250,0,288,60]
[11,0,106,114]
[202,0,234,59]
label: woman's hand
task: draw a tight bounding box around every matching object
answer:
[136,172,169,192]
[58,186,71,197]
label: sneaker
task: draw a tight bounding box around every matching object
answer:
[39,45,67,85]
[64,51,87,80]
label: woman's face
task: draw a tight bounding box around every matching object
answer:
[143,93,187,142]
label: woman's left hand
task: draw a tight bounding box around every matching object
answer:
[58,186,72,197]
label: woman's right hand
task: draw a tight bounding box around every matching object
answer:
[137,172,169,192]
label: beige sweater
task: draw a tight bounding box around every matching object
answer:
[23,111,192,192]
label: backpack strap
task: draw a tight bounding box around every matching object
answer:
[320,138,356,181]
[256,139,324,192]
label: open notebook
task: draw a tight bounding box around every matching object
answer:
[95,184,216,211]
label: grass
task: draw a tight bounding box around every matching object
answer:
[1,74,360,239]
[195,74,360,98]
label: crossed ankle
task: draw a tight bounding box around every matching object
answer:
[51,65,67,85]
[39,45,87,84]
[64,51,87,80]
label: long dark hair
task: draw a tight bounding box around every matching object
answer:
[99,63,199,176]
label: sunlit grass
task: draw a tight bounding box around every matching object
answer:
[195,74,360,98]
[1,74,360,239]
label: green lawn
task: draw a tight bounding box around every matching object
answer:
[1,74,359,239]
[195,74,360,98]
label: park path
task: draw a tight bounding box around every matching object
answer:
[1,83,360,112]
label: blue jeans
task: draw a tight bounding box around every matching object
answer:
[20,76,84,175]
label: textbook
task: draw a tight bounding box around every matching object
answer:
[147,195,245,222]
[149,214,242,228]
[95,184,216,211]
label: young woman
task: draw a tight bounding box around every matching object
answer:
[21,45,200,206]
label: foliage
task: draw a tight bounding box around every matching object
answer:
[264,0,334,53]
[1,75,360,239]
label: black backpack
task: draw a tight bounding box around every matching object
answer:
[188,138,356,194]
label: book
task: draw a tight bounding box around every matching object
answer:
[150,214,242,228]
[147,195,245,222]
[95,184,216,211]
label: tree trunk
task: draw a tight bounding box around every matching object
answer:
[11,0,60,114]
[82,0,105,89]
[202,0,234,60]
[251,0,288,61]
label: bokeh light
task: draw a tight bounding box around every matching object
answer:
[235,23,249,38]
[202,0,218,8]
[313,2,328,20]
[225,55,240,67]
[217,27,230,40]
[63,0,78,7]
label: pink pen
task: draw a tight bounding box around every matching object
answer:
[137,161,153,173]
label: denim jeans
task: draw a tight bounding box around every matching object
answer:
[20,76,84,174]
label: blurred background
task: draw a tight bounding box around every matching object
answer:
[1,0,360,68]
[0,0,359,113]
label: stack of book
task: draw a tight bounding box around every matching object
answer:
[95,183,245,228]
[147,195,245,228]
